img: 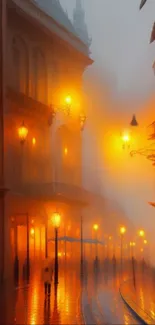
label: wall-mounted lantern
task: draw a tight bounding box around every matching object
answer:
[64,95,72,116]
[18,121,28,144]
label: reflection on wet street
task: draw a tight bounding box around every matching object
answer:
[0,264,83,325]
[86,260,142,325]
[0,260,151,324]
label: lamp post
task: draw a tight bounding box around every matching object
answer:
[120,226,126,274]
[52,212,61,284]
[130,241,136,287]
[93,224,99,260]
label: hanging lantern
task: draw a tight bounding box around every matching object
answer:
[18,121,28,144]
[130,114,138,127]
[79,113,87,131]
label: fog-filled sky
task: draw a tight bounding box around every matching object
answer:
[60,0,155,257]
[60,0,155,102]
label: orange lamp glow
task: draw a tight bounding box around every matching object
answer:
[30,228,35,235]
[65,95,72,105]
[120,226,126,235]
[130,241,136,247]
[144,239,148,244]
[32,137,36,145]
[18,121,28,144]
[93,224,99,231]
[122,133,130,143]
[64,147,68,155]
[51,212,61,229]
[139,229,145,237]
[109,236,112,240]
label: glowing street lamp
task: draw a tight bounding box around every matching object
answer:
[144,239,148,245]
[120,226,126,235]
[120,226,126,273]
[30,227,34,235]
[93,224,99,259]
[122,132,130,149]
[52,212,61,284]
[139,229,145,237]
[18,121,28,144]
[93,224,99,231]
[64,95,72,115]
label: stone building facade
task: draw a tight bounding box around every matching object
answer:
[1,0,93,280]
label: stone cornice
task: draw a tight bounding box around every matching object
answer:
[8,0,93,64]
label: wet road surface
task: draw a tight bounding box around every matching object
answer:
[0,261,146,324]
[85,264,142,325]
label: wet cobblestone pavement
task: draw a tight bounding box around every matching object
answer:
[0,261,148,325]
[0,265,83,325]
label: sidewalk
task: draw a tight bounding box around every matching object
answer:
[0,266,84,325]
[120,269,155,324]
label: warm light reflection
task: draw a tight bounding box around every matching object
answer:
[93,224,99,231]
[139,229,145,237]
[65,95,72,105]
[51,212,61,228]
[120,226,126,235]
[144,239,148,244]
[58,252,62,257]
[29,277,39,325]
[109,236,112,240]
[122,133,130,143]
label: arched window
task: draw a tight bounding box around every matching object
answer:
[33,48,46,103]
[12,36,28,94]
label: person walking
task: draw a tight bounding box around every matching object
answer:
[43,265,53,297]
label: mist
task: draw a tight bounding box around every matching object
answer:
[60,0,155,260]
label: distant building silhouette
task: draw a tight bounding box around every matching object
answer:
[73,0,92,47]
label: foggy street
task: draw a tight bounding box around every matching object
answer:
[0,0,155,324]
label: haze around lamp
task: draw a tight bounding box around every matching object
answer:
[18,121,28,144]
[52,212,61,229]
